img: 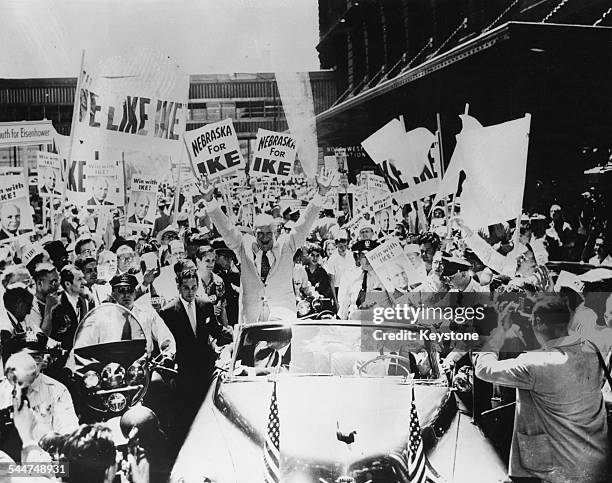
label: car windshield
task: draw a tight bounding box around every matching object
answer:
[232,323,440,380]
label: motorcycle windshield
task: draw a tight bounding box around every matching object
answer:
[73,303,147,366]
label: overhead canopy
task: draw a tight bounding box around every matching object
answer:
[316,21,612,212]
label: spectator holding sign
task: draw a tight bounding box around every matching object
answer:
[198,168,336,323]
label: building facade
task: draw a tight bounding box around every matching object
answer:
[0,71,337,169]
[315,0,612,211]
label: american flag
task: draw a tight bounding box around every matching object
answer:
[390,386,442,483]
[263,381,281,483]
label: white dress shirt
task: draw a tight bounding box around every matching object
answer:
[64,292,80,318]
[180,296,197,335]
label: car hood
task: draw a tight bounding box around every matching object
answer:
[215,376,450,464]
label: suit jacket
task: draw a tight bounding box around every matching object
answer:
[207,194,324,323]
[48,292,90,351]
[159,297,231,386]
[128,214,149,224]
[0,228,27,240]
[474,335,608,481]
[86,197,113,206]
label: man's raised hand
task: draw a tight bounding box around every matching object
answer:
[316,167,339,196]
[197,175,216,203]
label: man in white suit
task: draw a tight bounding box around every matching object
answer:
[199,169,335,324]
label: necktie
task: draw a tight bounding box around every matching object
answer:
[187,302,196,335]
[261,251,271,283]
[121,313,132,340]
[356,271,368,308]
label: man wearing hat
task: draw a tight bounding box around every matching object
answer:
[338,239,394,319]
[0,351,79,462]
[441,254,488,294]
[199,169,336,323]
[106,273,175,359]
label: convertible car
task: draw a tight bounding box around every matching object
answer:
[171,319,507,482]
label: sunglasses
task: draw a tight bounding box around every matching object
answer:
[115,286,135,295]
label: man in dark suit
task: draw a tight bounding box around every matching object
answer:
[127,192,153,224]
[45,264,89,381]
[0,203,28,240]
[86,177,113,206]
[46,264,89,346]
[159,267,231,446]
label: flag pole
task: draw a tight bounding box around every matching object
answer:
[512,113,532,252]
[445,103,470,245]
[61,49,86,220]
[173,146,184,223]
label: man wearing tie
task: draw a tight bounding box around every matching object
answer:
[199,168,336,323]
[47,264,88,352]
[159,268,231,447]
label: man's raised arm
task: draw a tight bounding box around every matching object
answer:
[288,168,337,252]
[198,181,243,254]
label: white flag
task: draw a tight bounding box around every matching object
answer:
[456,115,531,229]
[431,114,483,208]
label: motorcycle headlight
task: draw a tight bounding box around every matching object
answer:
[126,360,146,386]
[101,363,126,389]
[83,370,100,389]
[297,300,311,316]
[106,393,127,413]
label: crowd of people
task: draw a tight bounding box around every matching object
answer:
[0,162,611,482]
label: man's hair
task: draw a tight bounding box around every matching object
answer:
[177,268,199,285]
[1,264,30,288]
[59,264,79,289]
[75,257,97,272]
[254,214,276,231]
[417,232,441,251]
[195,244,215,261]
[62,424,116,483]
[33,262,57,283]
[74,238,94,256]
[173,258,196,276]
[532,295,570,332]
[0,203,20,217]
[3,286,33,314]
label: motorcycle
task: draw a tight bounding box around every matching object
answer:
[69,303,176,422]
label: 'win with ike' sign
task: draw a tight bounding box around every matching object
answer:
[251,128,297,179]
[183,118,245,180]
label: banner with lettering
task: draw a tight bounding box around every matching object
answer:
[70,50,188,205]
[251,129,296,179]
[183,118,245,181]
[0,175,34,243]
[0,121,54,147]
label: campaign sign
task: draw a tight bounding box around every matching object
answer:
[36,152,63,198]
[251,129,296,179]
[183,118,245,181]
[366,237,415,294]
[0,175,34,243]
[127,175,158,231]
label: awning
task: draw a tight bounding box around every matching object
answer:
[315,21,612,209]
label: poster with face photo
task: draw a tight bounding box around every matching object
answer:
[36,152,63,198]
[0,175,34,243]
[366,237,415,295]
[338,192,353,219]
[127,174,158,232]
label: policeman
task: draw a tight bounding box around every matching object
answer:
[0,342,78,462]
[108,274,176,358]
